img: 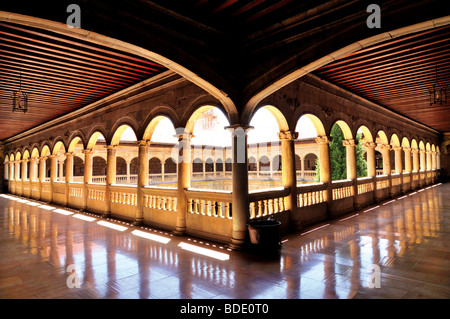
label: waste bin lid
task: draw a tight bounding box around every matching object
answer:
[248,219,281,227]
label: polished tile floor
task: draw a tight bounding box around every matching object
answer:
[0,184,449,299]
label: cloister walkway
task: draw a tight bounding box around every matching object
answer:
[1,182,448,300]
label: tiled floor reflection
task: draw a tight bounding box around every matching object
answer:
[1,183,449,299]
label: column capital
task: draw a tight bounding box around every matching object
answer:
[378,143,391,151]
[315,135,331,144]
[29,157,38,163]
[342,139,356,147]
[82,149,94,155]
[410,148,419,154]
[402,146,411,152]
[137,140,151,147]
[419,149,426,154]
[48,154,58,159]
[106,145,118,150]
[364,142,377,149]
[174,132,193,142]
[225,124,253,135]
[38,156,48,161]
[278,130,298,141]
[392,146,402,152]
[65,152,75,157]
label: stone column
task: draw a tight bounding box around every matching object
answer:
[21,159,27,182]
[393,146,402,174]
[426,150,432,171]
[14,160,20,181]
[49,155,58,203]
[365,142,377,195]
[173,131,192,236]
[315,136,332,215]
[278,130,298,224]
[38,156,46,200]
[412,148,419,172]
[227,125,252,250]
[58,159,64,182]
[419,149,426,187]
[402,147,412,193]
[65,152,74,206]
[104,145,117,217]
[81,150,93,211]
[343,139,358,207]
[379,144,391,176]
[419,150,426,172]
[403,147,412,173]
[30,158,38,181]
[431,151,436,171]
[8,161,14,192]
[135,140,149,226]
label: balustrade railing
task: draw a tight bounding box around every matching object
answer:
[68,183,83,198]
[248,187,290,219]
[186,189,232,218]
[357,177,373,195]
[375,175,389,189]
[296,182,327,207]
[331,180,354,200]
[110,185,137,206]
[143,186,177,211]
[87,184,106,201]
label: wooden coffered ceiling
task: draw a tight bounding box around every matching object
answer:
[314,24,450,133]
[0,21,167,141]
[0,0,449,143]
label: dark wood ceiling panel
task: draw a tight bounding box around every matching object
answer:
[0,21,167,141]
[314,24,450,133]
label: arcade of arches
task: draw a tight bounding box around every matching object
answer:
[0,10,448,251]
[1,72,444,249]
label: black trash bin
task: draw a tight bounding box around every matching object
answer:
[248,218,281,251]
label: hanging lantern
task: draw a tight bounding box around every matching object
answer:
[429,66,447,106]
[12,72,28,113]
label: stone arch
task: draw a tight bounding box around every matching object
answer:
[143,114,177,141]
[110,124,138,146]
[272,155,282,172]
[149,157,162,174]
[251,105,290,132]
[357,125,374,143]
[401,137,410,148]
[52,140,66,155]
[31,147,40,158]
[304,153,318,171]
[116,157,127,175]
[376,130,389,145]
[22,149,30,160]
[87,131,107,150]
[185,105,230,134]
[248,156,257,171]
[68,136,84,153]
[130,157,139,175]
[193,158,203,173]
[41,145,51,157]
[331,120,353,140]
[164,157,177,174]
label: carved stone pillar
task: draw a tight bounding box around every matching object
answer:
[81,149,93,211]
[227,125,252,250]
[343,139,358,208]
[278,130,298,225]
[65,152,74,206]
[135,140,149,226]
[173,131,192,236]
[104,145,117,217]
[315,135,332,215]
